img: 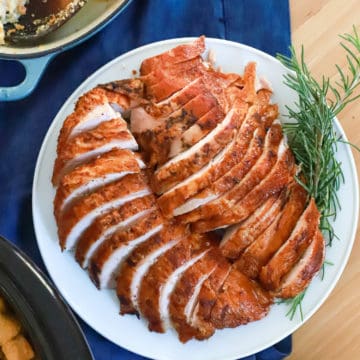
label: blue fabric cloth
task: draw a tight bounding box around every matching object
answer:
[0,0,291,359]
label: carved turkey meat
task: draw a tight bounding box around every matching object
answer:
[52,37,325,343]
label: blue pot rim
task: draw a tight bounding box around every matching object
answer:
[0,0,132,60]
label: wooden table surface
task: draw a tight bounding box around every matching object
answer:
[288,1,360,359]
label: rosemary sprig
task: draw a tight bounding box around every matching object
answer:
[320,260,334,281]
[276,26,360,319]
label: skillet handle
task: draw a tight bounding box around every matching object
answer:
[0,54,54,101]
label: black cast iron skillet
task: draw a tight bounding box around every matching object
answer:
[0,236,94,360]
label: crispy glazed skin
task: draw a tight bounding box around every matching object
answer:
[142,49,208,101]
[190,256,231,340]
[55,87,129,174]
[116,222,189,315]
[137,234,214,332]
[158,98,278,217]
[140,37,210,102]
[180,121,283,225]
[235,181,308,278]
[100,78,146,105]
[54,148,142,218]
[172,105,225,156]
[57,173,148,250]
[209,268,272,328]
[138,90,224,168]
[53,118,136,185]
[192,143,295,233]
[88,210,163,289]
[275,229,325,298]
[140,78,206,119]
[169,248,219,342]
[151,107,243,194]
[75,195,156,268]
[220,189,287,260]
[140,37,206,76]
[259,198,320,291]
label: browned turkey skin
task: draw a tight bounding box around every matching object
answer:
[52,36,325,343]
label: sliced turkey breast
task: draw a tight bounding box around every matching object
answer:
[169,108,223,158]
[159,136,237,218]
[88,210,164,289]
[151,107,243,194]
[141,78,206,120]
[168,123,265,218]
[259,198,320,291]
[220,189,287,260]
[130,79,207,142]
[116,222,189,315]
[169,248,219,343]
[139,36,213,103]
[142,56,204,87]
[190,69,241,114]
[140,36,206,76]
[192,141,295,232]
[136,90,224,168]
[100,78,146,109]
[57,173,150,250]
[209,268,272,329]
[137,233,214,332]
[179,121,283,225]
[189,256,231,340]
[275,228,325,298]
[53,118,138,185]
[54,149,144,218]
[143,58,208,102]
[166,99,278,217]
[55,87,129,160]
[224,62,257,106]
[234,181,308,278]
[75,195,156,268]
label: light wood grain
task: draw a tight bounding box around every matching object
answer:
[288,1,360,359]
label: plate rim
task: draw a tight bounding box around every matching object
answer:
[32,36,360,360]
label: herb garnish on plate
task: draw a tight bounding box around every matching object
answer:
[277,26,360,319]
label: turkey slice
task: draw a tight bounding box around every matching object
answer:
[220,189,287,260]
[179,121,283,224]
[188,257,231,340]
[75,194,156,268]
[88,210,164,289]
[135,90,223,168]
[259,198,320,291]
[234,181,307,278]
[167,121,264,218]
[209,268,272,329]
[116,222,189,315]
[169,248,219,343]
[152,106,243,194]
[143,57,208,101]
[57,173,150,250]
[54,149,145,217]
[140,36,206,76]
[192,141,295,232]
[53,118,138,184]
[275,228,325,298]
[55,87,129,158]
[138,234,214,333]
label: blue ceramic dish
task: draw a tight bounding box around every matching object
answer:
[0,0,132,101]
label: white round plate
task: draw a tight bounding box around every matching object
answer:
[32,38,359,360]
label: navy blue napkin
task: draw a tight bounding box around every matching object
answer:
[0,0,291,359]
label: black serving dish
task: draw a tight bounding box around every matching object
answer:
[0,236,93,360]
